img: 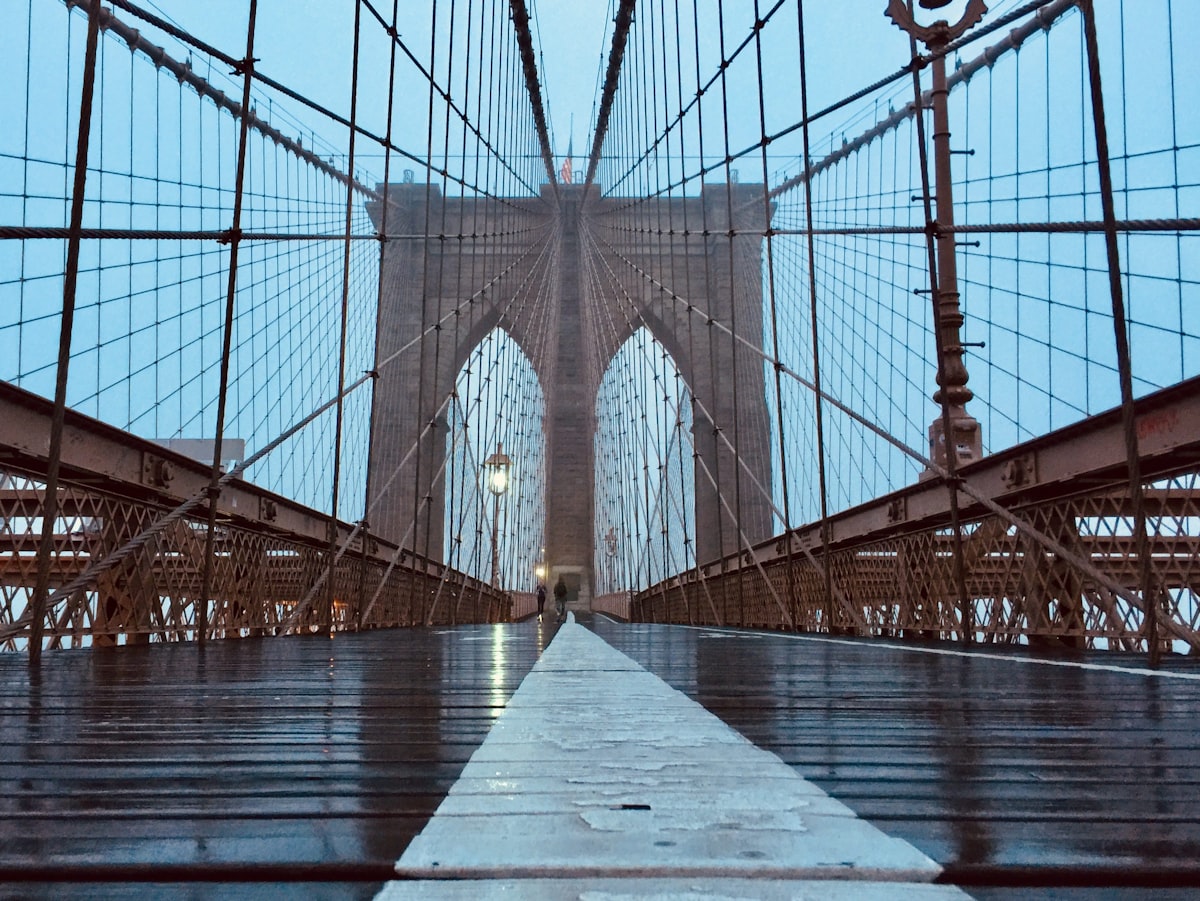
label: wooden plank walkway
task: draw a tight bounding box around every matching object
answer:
[1,614,1199,898]
[593,618,1200,898]
[0,621,558,899]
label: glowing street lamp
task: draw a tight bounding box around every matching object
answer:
[483,442,512,588]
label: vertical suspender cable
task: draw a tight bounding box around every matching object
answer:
[423,0,457,574]
[796,0,835,634]
[197,0,259,644]
[325,0,364,633]
[411,0,440,619]
[1079,0,1155,664]
[689,0,726,612]
[584,0,637,191]
[358,0,401,627]
[29,0,103,665]
[754,0,796,627]
[715,2,747,624]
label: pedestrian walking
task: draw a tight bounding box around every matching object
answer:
[553,576,568,623]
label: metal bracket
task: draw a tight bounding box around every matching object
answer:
[1001,453,1037,490]
[887,497,907,524]
[142,453,174,489]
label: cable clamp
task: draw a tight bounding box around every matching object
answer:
[230,56,259,77]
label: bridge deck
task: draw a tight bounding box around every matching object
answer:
[1,616,1198,899]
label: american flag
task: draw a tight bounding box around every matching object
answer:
[559,135,573,184]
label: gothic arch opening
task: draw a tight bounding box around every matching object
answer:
[443,327,546,590]
[593,326,695,594]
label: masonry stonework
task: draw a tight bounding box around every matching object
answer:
[366,182,773,597]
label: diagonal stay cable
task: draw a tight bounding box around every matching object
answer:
[583,0,637,190]
[581,221,822,630]
[353,227,562,626]
[96,0,541,204]
[578,217,719,620]
[508,0,559,194]
[585,217,875,631]
[601,0,789,199]
[0,231,552,643]
[588,229,1192,641]
[596,0,1077,217]
[361,0,542,197]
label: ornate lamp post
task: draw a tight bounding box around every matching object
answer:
[887,0,986,472]
[483,442,512,588]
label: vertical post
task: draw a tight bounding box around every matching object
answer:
[29,0,103,664]
[491,491,501,589]
[886,3,985,475]
[484,441,510,589]
[925,38,982,472]
[888,0,987,645]
[927,40,977,643]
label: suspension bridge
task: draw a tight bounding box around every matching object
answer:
[2,0,1199,896]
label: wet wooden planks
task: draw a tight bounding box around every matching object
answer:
[0,621,562,898]
[592,617,1200,892]
[3,616,1200,898]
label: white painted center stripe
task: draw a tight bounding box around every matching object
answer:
[377,616,970,898]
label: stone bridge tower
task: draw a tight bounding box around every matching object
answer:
[366,181,773,595]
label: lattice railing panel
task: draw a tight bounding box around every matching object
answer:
[0,463,509,652]
[635,466,1200,656]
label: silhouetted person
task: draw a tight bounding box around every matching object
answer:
[553,576,568,623]
[536,583,546,621]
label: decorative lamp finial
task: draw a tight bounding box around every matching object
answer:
[886,0,988,46]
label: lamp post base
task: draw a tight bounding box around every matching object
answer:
[921,412,982,481]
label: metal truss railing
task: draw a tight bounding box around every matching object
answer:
[0,384,509,653]
[633,378,1200,656]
